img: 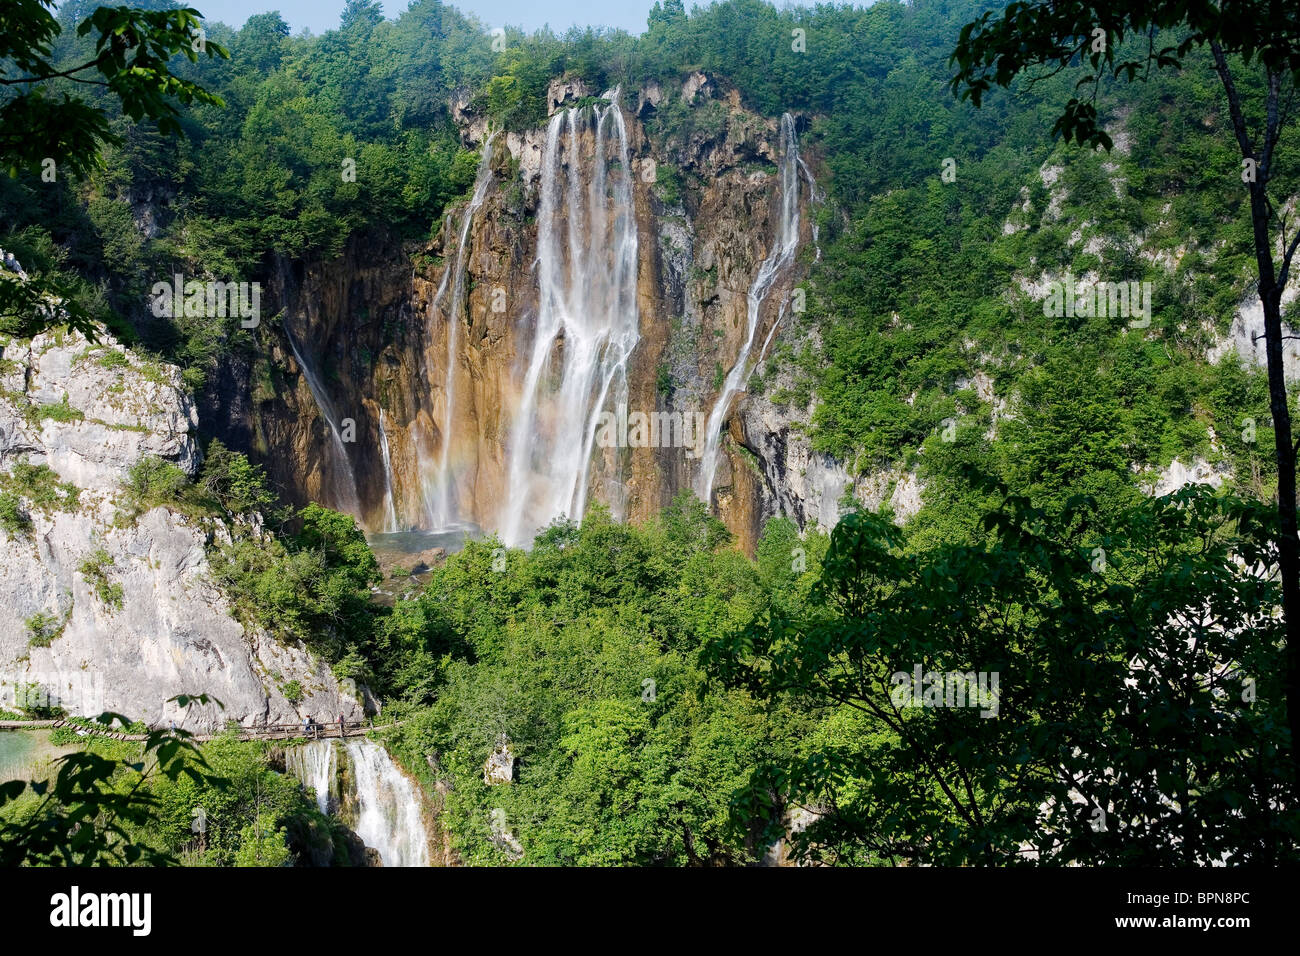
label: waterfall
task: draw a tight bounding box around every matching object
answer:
[499,89,640,547]
[427,132,498,531]
[345,739,430,867]
[285,739,337,815]
[696,113,804,503]
[285,327,362,518]
[286,739,431,866]
[377,408,399,532]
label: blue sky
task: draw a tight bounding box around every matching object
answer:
[189,1,682,35]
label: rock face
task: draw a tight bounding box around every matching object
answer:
[0,332,200,489]
[483,734,516,785]
[1208,288,1300,383]
[204,75,833,552]
[0,332,361,730]
[728,353,926,544]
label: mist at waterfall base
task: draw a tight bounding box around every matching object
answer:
[367,526,479,565]
[286,739,431,867]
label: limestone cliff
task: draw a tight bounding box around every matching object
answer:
[0,329,362,730]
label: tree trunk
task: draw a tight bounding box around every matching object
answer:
[1247,182,1300,792]
[1212,46,1300,793]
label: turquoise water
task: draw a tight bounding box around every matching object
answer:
[0,729,76,783]
[366,527,478,563]
[0,730,38,782]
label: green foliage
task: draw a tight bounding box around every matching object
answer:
[707,487,1297,865]
[0,0,226,341]
[78,548,123,611]
[0,491,30,535]
[117,443,275,523]
[24,610,64,647]
[380,498,823,865]
[123,455,191,512]
[279,680,304,704]
[0,698,221,866]
[949,1,1300,149]
[232,822,292,867]
[96,348,128,370]
[36,394,83,423]
[142,733,341,866]
[210,504,380,663]
[652,163,681,205]
[0,462,80,517]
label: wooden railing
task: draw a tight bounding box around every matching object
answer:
[0,718,383,743]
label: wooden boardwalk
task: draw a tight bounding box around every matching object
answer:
[0,718,384,743]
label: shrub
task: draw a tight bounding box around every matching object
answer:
[25,611,65,647]
[0,491,30,535]
[123,455,192,513]
[209,505,379,662]
[36,394,84,423]
[96,350,129,370]
[79,549,124,611]
[0,462,79,514]
[198,439,276,515]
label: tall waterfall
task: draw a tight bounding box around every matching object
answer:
[377,408,399,532]
[499,90,640,547]
[285,739,337,815]
[285,327,362,517]
[696,113,804,503]
[426,132,498,531]
[345,739,430,867]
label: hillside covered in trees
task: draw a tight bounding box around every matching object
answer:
[0,0,1296,870]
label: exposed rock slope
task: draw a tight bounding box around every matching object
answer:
[0,330,361,729]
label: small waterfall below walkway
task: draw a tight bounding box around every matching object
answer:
[499,89,640,547]
[345,739,430,867]
[696,113,805,503]
[284,739,337,815]
[286,738,430,867]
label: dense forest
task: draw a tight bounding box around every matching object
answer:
[0,0,1297,868]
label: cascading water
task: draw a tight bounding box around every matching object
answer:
[377,408,399,532]
[696,113,804,503]
[285,739,337,815]
[425,132,498,531]
[498,90,640,547]
[285,327,362,518]
[286,739,431,866]
[344,739,430,867]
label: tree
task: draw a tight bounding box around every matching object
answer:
[707,488,1297,864]
[950,0,1300,791]
[0,696,223,866]
[0,1,227,338]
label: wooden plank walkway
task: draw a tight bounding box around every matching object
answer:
[0,718,387,743]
